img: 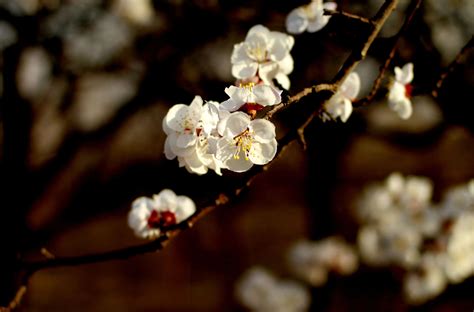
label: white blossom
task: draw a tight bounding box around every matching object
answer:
[221,82,282,112]
[357,174,474,304]
[163,96,225,175]
[404,253,447,304]
[288,237,358,286]
[128,189,196,239]
[324,72,360,122]
[388,63,414,120]
[231,25,294,90]
[235,267,310,312]
[286,0,337,34]
[216,112,277,172]
[443,213,474,283]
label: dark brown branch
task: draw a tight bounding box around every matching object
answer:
[432,36,474,98]
[354,0,423,107]
[13,0,401,309]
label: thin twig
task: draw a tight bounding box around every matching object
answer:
[354,0,423,107]
[14,0,401,308]
[324,9,374,26]
[432,36,474,98]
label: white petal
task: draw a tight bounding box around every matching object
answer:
[231,42,253,65]
[275,73,291,90]
[269,34,290,62]
[164,104,188,132]
[216,137,237,163]
[395,63,414,84]
[225,150,254,172]
[232,61,259,80]
[154,189,178,211]
[286,8,308,34]
[248,140,277,165]
[164,136,176,160]
[201,101,220,134]
[175,196,196,221]
[323,2,337,11]
[168,132,195,157]
[182,150,208,175]
[340,98,353,123]
[278,54,294,75]
[390,98,413,120]
[250,119,276,143]
[258,62,279,85]
[220,98,242,112]
[307,15,330,33]
[246,24,270,40]
[325,94,345,120]
[162,113,172,135]
[388,81,406,102]
[253,85,281,106]
[340,72,360,100]
[222,112,250,138]
[176,133,196,148]
[187,96,203,125]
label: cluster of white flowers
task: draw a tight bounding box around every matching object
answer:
[286,0,337,35]
[163,25,293,174]
[287,237,358,286]
[128,189,196,239]
[356,173,474,304]
[235,267,310,312]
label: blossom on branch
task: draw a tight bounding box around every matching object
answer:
[163,96,225,175]
[221,82,282,113]
[216,112,277,173]
[231,25,294,90]
[128,189,196,239]
[388,62,414,119]
[286,0,337,35]
[323,72,360,122]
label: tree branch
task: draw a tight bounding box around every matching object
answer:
[432,36,474,98]
[354,0,423,107]
[324,9,374,26]
[12,0,401,309]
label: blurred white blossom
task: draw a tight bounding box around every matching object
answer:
[357,175,474,304]
[235,267,310,312]
[286,0,337,34]
[288,237,358,286]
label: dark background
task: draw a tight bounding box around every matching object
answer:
[0,0,473,310]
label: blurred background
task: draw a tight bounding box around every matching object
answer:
[0,0,473,310]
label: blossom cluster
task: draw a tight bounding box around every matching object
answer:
[235,267,310,312]
[356,173,474,304]
[163,25,294,174]
[287,237,358,286]
[128,189,196,239]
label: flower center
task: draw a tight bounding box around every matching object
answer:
[233,129,254,160]
[147,210,177,229]
[405,84,412,98]
[239,81,256,91]
[248,42,268,63]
